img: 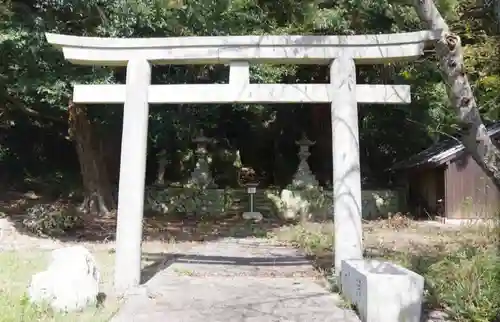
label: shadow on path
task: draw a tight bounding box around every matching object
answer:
[141,251,312,283]
[114,238,360,322]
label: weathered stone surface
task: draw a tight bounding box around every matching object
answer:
[331,56,364,275]
[242,211,263,222]
[71,83,412,105]
[115,276,359,322]
[276,189,310,221]
[111,238,360,322]
[28,245,100,312]
[341,259,424,322]
[114,58,151,294]
[292,133,319,189]
[188,130,215,188]
[45,31,441,65]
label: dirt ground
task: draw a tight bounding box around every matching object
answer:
[0,188,491,273]
[271,215,494,280]
[0,189,493,322]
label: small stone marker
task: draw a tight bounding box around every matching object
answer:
[28,245,100,312]
[242,183,263,222]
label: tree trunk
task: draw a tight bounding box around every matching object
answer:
[68,99,116,215]
[413,0,500,189]
[155,149,167,185]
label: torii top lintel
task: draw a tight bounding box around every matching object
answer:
[45,30,441,66]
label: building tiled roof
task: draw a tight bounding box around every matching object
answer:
[389,121,500,171]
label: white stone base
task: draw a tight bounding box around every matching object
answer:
[340,259,424,322]
[433,216,497,227]
[242,211,263,222]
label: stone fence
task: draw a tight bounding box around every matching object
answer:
[146,186,404,221]
[148,131,404,221]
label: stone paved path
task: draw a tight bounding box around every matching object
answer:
[111,237,360,322]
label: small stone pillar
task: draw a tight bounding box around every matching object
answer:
[292,133,319,189]
[188,130,215,188]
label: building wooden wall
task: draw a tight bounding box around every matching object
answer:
[445,153,500,219]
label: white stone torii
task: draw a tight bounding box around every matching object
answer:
[46,30,440,294]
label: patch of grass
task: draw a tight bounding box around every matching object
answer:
[0,250,120,322]
[424,246,499,322]
[273,223,333,255]
[272,220,499,322]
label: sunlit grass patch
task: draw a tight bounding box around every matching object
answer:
[272,220,499,322]
[0,250,119,322]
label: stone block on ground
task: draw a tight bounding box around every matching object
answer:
[241,211,263,222]
[28,245,100,312]
[340,259,424,322]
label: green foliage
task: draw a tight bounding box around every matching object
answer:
[0,0,479,187]
[170,188,232,215]
[22,203,84,237]
[146,186,233,216]
[0,0,499,186]
[425,247,499,322]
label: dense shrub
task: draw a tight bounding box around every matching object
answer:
[23,203,84,237]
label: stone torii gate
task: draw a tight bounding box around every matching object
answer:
[46,31,440,293]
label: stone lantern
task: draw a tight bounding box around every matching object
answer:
[292,133,319,189]
[188,130,215,188]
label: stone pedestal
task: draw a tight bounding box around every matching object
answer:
[242,211,263,221]
[292,133,319,189]
[188,130,215,188]
[341,259,424,322]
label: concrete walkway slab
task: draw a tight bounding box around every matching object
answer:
[111,238,360,322]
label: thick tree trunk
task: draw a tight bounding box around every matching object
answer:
[413,0,500,188]
[68,100,116,215]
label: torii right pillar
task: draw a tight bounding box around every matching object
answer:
[330,56,364,276]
